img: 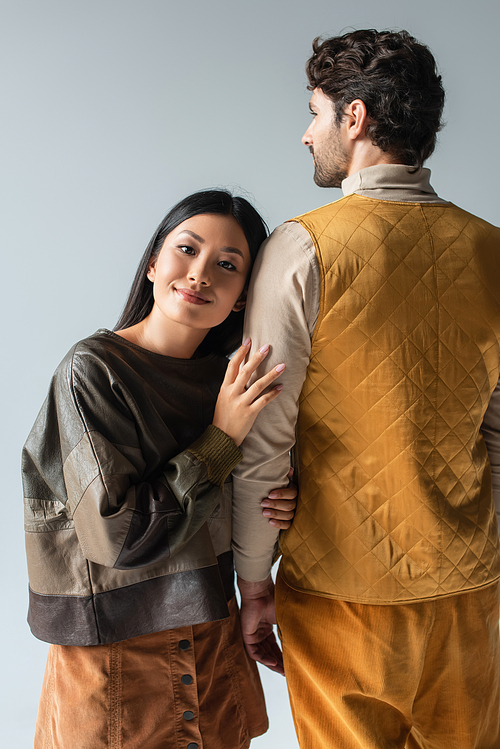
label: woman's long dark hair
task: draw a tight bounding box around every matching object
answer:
[115,190,268,357]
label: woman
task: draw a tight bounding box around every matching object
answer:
[23,190,295,749]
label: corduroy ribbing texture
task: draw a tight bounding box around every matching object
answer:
[276,571,500,749]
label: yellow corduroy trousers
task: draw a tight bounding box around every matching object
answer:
[276,570,500,749]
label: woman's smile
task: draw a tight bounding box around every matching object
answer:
[175,287,211,304]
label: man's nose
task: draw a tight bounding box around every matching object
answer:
[302,126,312,146]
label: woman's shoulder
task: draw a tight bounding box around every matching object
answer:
[70,328,132,365]
[46,330,144,419]
[23,333,123,457]
[49,331,145,436]
[52,330,123,388]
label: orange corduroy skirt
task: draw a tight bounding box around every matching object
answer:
[35,596,268,749]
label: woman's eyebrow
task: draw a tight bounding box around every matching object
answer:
[177,229,204,243]
[221,246,245,258]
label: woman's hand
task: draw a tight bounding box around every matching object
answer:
[213,339,284,446]
[261,468,297,529]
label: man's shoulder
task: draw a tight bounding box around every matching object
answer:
[288,193,370,240]
[249,219,319,288]
[442,203,500,236]
[289,193,352,225]
[260,219,317,264]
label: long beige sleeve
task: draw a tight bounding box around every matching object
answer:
[232,221,319,581]
[481,374,500,533]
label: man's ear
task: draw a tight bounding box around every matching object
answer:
[345,99,369,141]
[232,289,247,312]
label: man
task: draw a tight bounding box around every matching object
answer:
[232,29,500,749]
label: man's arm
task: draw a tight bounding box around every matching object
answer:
[481,374,500,532]
[231,221,318,670]
[232,221,319,580]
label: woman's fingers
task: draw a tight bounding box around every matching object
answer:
[262,473,298,529]
[261,500,295,522]
[261,499,296,514]
[212,341,286,445]
[233,343,273,385]
[229,342,285,399]
[225,341,275,392]
[248,381,283,415]
[223,338,251,385]
[260,504,295,529]
[263,509,295,521]
[266,486,297,501]
[268,518,293,530]
[241,363,286,407]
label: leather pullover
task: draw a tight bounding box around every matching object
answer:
[23,330,242,645]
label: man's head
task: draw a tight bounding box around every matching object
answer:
[303,29,445,186]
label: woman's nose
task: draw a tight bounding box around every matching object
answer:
[188,260,210,285]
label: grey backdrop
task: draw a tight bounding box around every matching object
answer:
[2,0,498,746]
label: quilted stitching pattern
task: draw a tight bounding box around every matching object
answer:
[281,195,500,603]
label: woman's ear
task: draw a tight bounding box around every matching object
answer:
[147,258,156,282]
[232,289,247,312]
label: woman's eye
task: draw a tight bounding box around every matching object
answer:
[218,260,236,271]
[179,245,195,255]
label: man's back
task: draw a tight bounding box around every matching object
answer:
[281,193,500,602]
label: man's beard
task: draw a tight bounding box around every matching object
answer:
[310,137,350,188]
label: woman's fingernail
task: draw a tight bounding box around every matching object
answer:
[276,384,283,391]
[262,510,271,517]
[259,344,269,354]
[243,338,251,346]
[267,493,278,499]
[275,363,285,373]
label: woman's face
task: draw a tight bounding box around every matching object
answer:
[147,213,252,335]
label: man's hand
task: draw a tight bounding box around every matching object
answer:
[237,575,284,676]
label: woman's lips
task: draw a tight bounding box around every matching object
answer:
[176,288,210,304]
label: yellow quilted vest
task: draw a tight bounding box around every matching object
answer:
[280,194,500,603]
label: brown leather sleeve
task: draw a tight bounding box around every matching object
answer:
[26,347,241,570]
[68,428,241,569]
[114,430,241,569]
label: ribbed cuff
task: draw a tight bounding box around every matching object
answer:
[188,425,243,487]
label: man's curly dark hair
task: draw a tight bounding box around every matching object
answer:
[306,30,445,169]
